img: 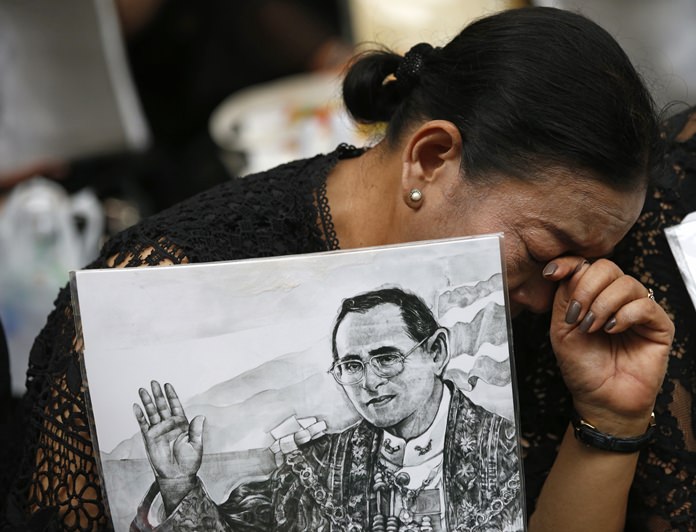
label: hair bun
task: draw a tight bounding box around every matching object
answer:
[342,43,437,125]
[395,43,436,92]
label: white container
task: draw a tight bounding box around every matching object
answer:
[0,177,103,395]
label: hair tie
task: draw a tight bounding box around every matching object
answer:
[395,43,436,91]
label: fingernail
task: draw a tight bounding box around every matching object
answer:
[604,317,617,331]
[578,311,595,333]
[565,300,582,324]
[542,263,558,277]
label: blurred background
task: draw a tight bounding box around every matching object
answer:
[536,0,696,110]
[0,0,694,407]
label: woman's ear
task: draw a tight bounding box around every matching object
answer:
[401,120,463,209]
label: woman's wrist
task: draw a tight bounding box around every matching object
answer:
[571,410,656,453]
[572,399,656,438]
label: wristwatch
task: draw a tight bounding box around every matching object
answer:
[572,411,656,453]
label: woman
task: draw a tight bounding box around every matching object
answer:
[3,7,691,531]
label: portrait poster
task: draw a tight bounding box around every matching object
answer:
[72,235,527,531]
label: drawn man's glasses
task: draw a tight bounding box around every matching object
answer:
[329,335,430,386]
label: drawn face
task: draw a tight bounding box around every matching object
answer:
[407,169,646,317]
[333,303,443,430]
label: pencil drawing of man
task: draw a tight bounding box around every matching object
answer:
[131,287,523,531]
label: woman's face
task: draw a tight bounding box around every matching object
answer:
[414,169,646,317]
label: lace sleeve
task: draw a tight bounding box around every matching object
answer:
[614,107,696,531]
[6,241,189,531]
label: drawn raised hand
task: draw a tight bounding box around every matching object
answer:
[133,380,205,505]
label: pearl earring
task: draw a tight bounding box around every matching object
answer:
[409,188,423,202]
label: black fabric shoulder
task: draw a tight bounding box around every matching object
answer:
[99,153,335,267]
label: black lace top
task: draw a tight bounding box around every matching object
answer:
[3,106,696,530]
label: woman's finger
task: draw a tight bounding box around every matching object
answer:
[573,275,649,333]
[601,296,675,344]
[542,256,590,281]
[550,258,623,324]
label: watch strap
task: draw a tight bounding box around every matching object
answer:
[571,411,656,453]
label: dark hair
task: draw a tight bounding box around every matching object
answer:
[342,7,660,189]
[331,287,439,361]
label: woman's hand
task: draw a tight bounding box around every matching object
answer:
[543,257,674,435]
